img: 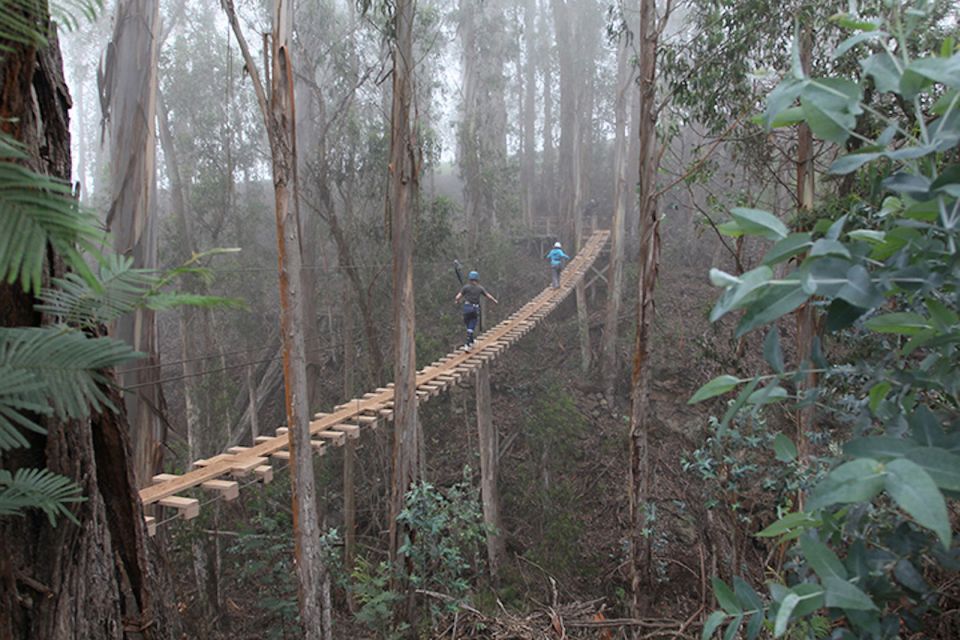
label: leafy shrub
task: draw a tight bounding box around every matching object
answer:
[694,3,960,638]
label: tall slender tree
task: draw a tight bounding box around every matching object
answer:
[102,0,162,487]
[628,0,669,617]
[221,0,327,635]
[601,15,634,400]
[386,0,421,625]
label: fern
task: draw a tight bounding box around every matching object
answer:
[34,251,246,327]
[0,0,104,50]
[0,467,85,525]
[0,135,104,294]
[0,327,139,450]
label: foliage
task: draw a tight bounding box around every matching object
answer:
[396,470,491,604]
[347,470,491,636]
[694,2,960,638]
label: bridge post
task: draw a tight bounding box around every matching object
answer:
[343,437,356,612]
[475,361,503,581]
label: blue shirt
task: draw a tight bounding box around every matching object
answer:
[546,248,570,266]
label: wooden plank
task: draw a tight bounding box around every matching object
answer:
[144,515,157,537]
[331,423,361,439]
[227,446,250,454]
[201,479,240,501]
[255,436,274,444]
[255,465,274,484]
[316,430,346,446]
[230,456,267,476]
[193,453,229,468]
[152,473,179,483]
[159,495,200,520]
[310,440,327,453]
[271,450,291,461]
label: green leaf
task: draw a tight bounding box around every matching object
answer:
[702,610,727,640]
[848,229,885,243]
[774,592,800,637]
[833,29,886,59]
[713,576,741,613]
[736,280,810,337]
[884,458,952,547]
[773,433,798,462]
[809,239,850,258]
[861,51,903,93]
[762,233,813,265]
[689,375,742,404]
[756,511,819,538]
[865,312,931,335]
[733,577,764,613]
[747,383,788,406]
[722,614,743,640]
[822,577,878,611]
[844,436,911,460]
[837,265,883,310]
[730,208,789,240]
[709,268,741,287]
[800,78,863,144]
[906,53,960,88]
[800,534,847,581]
[0,467,85,526]
[868,381,891,413]
[905,447,960,492]
[829,152,882,175]
[831,14,880,32]
[0,328,139,450]
[720,377,761,435]
[764,77,805,129]
[710,266,774,321]
[763,327,784,373]
[770,106,805,128]
[808,458,885,510]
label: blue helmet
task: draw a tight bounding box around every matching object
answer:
[468,271,479,281]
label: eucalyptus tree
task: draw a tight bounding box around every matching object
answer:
[627,0,673,616]
[600,6,635,401]
[102,0,163,487]
[383,4,421,623]
[458,0,510,246]
[221,0,328,636]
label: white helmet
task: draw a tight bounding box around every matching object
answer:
[554,241,562,248]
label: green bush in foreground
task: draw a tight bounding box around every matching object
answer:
[694,3,959,638]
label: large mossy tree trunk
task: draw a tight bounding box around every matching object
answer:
[0,11,177,640]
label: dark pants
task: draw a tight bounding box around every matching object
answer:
[463,303,479,344]
[551,264,563,288]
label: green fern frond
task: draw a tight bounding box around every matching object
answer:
[0,327,139,450]
[0,138,105,294]
[0,0,104,51]
[0,467,85,525]
[34,255,157,327]
[35,252,246,326]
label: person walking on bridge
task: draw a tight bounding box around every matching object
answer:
[455,271,498,351]
[546,241,570,288]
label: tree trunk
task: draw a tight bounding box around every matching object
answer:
[104,0,162,488]
[0,12,176,639]
[539,0,555,227]
[222,0,327,635]
[629,0,662,618]
[794,25,816,478]
[521,0,537,229]
[475,362,504,581]
[550,0,576,243]
[386,0,421,625]
[601,26,633,400]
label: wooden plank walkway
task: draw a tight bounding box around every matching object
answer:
[140,230,610,527]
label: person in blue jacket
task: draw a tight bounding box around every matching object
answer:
[455,271,498,350]
[545,241,570,288]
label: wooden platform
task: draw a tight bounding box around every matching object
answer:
[140,230,610,532]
